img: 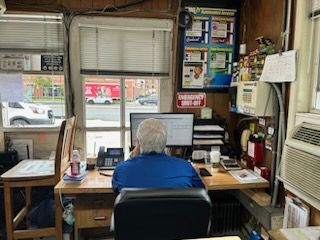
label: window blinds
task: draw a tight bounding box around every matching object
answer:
[0,15,63,51]
[79,25,171,77]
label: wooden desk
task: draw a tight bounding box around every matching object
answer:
[55,170,114,240]
[54,165,269,240]
[196,164,269,190]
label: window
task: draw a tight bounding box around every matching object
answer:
[73,16,173,157]
[311,16,320,111]
[2,74,65,127]
[84,76,160,156]
[0,14,65,128]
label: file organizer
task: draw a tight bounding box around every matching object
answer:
[193,119,225,151]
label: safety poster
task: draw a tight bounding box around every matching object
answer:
[182,7,237,90]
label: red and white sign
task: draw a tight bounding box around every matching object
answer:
[176,92,206,108]
[85,82,120,100]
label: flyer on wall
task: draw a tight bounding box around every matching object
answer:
[184,46,208,75]
[185,16,209,44]
[183,61,205,89]
[181,6,237,90]
[211,16,235,45]
[209,46,233,86]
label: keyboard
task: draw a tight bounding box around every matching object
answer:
[221,159,242,170]
[199,168,212,177]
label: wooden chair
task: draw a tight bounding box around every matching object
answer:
[1,116,76,240]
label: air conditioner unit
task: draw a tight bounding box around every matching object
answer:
[280,122,320,210]
[0,0,6,15]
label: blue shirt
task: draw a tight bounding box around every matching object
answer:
[112,152,205,193]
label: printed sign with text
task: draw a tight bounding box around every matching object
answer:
[176,92,206,108]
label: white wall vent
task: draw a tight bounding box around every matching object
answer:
[0,0,6,15]
[280,122,320,209]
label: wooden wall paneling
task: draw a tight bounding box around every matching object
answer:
[80,0,93,9]
[239,0,285,53]
[158,0,169,10]
[151,0,160,10]
[61,0,82,9]
[92,0,108,8]
[6,0,176,13]
[141,0,152,9]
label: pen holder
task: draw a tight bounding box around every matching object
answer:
[86,156,96,170]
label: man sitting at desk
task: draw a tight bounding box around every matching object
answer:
[112,118,205,193]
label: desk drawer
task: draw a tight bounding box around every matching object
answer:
[75,195,114,229]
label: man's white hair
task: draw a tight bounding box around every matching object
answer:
[136,118,167,154]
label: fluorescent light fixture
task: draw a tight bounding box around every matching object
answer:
[0,0,6,15]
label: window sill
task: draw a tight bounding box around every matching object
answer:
[295,112,320,126]
[1,126,60,133]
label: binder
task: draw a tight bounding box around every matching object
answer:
[283,196,310,228]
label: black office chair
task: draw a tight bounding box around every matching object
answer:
[113,188,212,240]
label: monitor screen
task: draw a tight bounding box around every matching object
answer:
[130,113,194,147]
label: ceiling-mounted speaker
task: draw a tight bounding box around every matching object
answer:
[0,0,6,15]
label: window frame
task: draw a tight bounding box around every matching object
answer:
[0,13,65,132]
[286,1,320,134]
[70,16,174,157]
[310,16,320,114]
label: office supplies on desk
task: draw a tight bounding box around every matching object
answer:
[199,168,212,177]
[99,172,113,177]
[192,150,208,161]
[96,147,124,169]
[193,139,224,145]
[63,170,88,184]
[194,125,224,131]
[229,169,268,184]
[193,119,225,151]
[221,159,242,170]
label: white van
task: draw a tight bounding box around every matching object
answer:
[7,99,55,126]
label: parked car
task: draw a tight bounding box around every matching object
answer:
[7,99,55,126]
[86,96,113,104]
[138,95,158,105]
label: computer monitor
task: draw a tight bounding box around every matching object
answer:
[130,113,194,147]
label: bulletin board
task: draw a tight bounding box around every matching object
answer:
[179,1,240,91]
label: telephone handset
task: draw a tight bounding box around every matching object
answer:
[96,146,124,169]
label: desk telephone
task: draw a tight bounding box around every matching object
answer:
[96,146,124,169]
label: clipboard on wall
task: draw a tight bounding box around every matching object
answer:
[283,196,310,228]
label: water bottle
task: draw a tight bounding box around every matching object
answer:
[71,150,81,176]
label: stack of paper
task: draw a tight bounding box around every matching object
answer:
[283,196,310,228]
[229,169,268,183]
[63,171,88,184]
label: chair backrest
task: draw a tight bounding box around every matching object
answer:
[113,188,212,240]
[54,116,76,184]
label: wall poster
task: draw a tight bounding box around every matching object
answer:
[181,7,237,90]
